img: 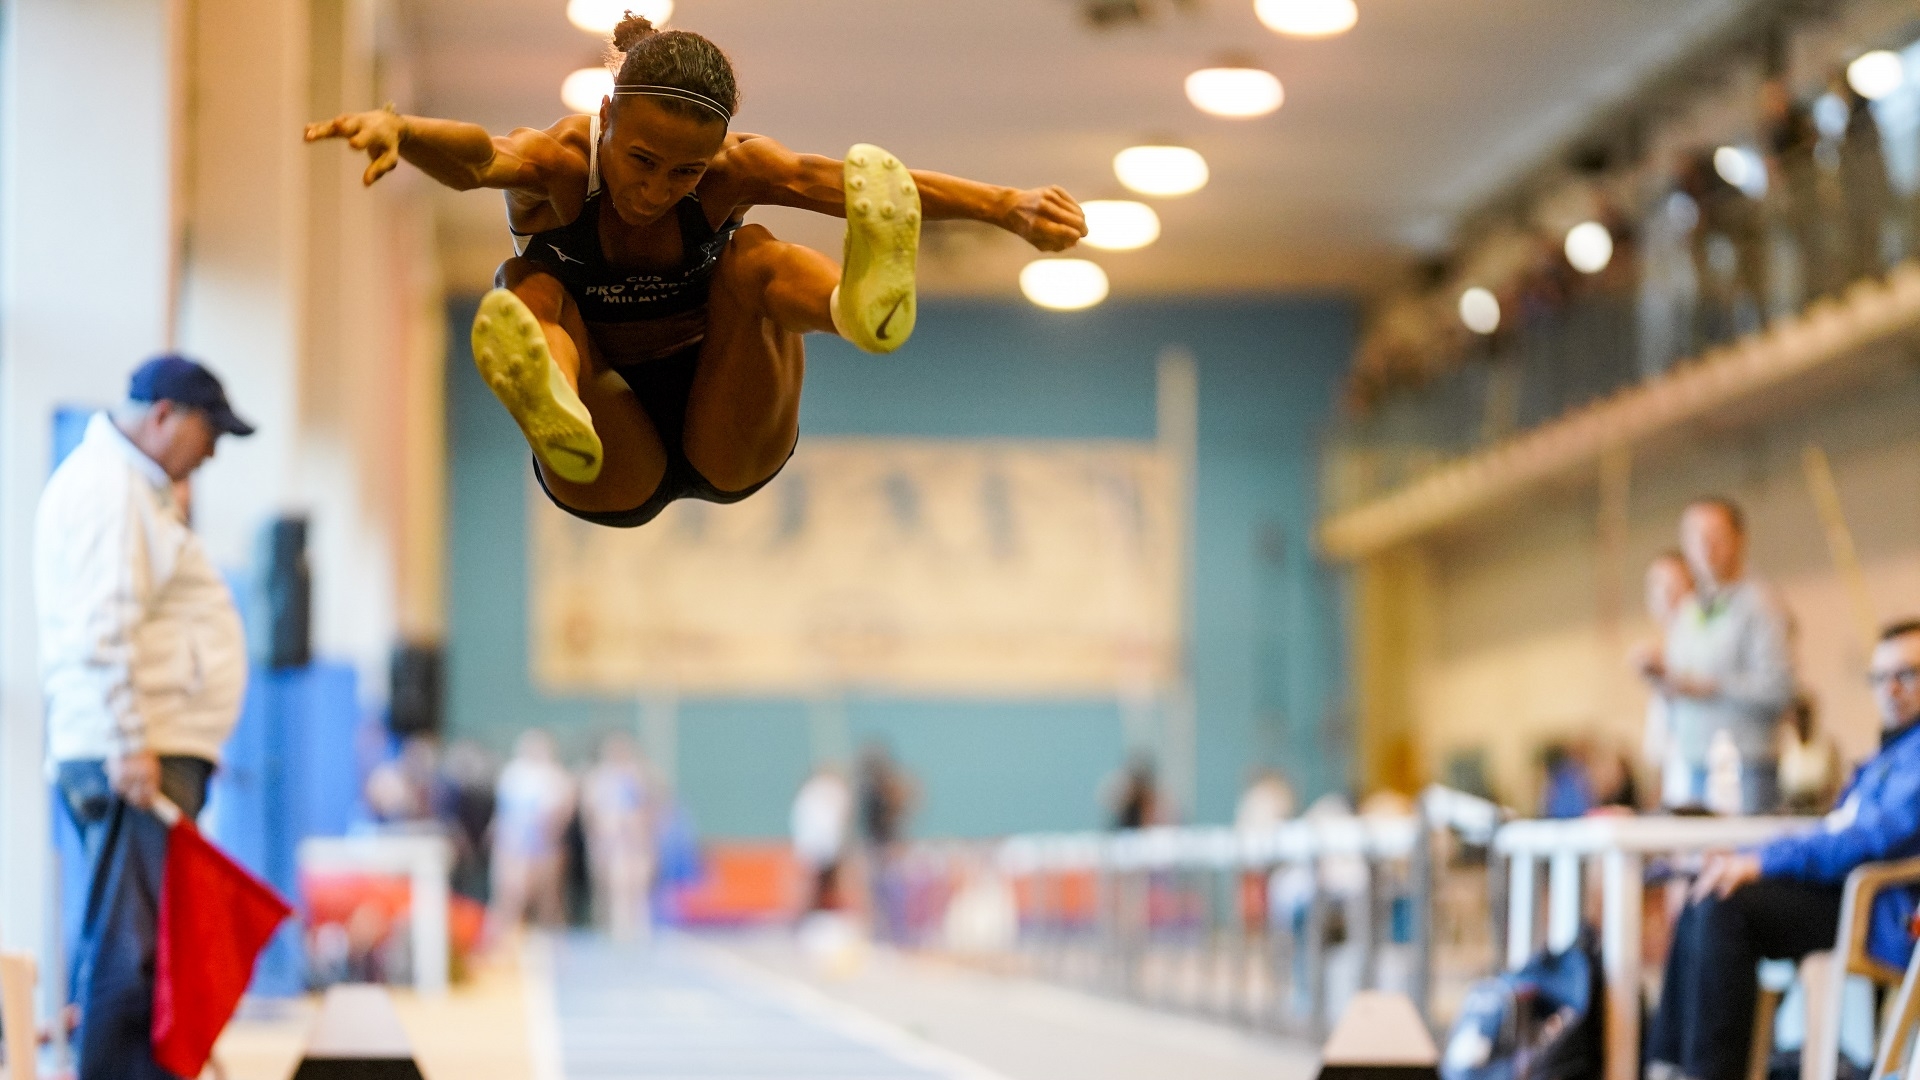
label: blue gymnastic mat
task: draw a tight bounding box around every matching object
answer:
[552,936,948,1079]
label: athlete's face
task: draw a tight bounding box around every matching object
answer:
[597,96,727,227]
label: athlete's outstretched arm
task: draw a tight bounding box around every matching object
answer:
[715,136,1086,252]
[303,108,571,197]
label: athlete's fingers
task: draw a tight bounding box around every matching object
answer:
[364,146,400,186]
[304,116,346,141]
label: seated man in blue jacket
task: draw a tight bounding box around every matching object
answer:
[1649,619,1920,1080]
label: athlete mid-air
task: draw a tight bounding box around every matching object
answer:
[306,16,1086,527]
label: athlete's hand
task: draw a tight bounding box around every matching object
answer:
[108,749,161,810]
[304,108,406,186]
[1002,186,1087,251]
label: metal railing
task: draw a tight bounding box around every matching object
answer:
[897,788,1509,1038]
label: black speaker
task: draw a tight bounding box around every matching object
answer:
[251,516,311,669]
[388,642,444,738]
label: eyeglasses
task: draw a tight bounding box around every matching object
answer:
[1867,667,1920,689]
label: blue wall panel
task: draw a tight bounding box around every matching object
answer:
[445,294,1354,836]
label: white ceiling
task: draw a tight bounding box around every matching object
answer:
[403,0,1761,297]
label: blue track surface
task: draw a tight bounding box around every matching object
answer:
[552,936,948,1080]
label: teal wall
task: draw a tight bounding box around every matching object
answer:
[446,296,1355,838]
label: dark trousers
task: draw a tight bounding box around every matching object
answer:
[55,757,213,1080]
[1649,879,1844,1080]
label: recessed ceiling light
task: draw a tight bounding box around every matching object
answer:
[568,0,673,35]
[1459,287,1500,335]
[1564,221,1613,275]
[562,67,614,113]
[1113,146,1209,197]
[1185,66,1284,118]
[1254,0,1357,39]
[1081,200,1162,251]
[1021,259,1110,310]
[1712,145,1767,198]
[1847,50,1906,101]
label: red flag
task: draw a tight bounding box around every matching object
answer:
[151,819,293,1077]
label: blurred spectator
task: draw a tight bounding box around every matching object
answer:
[1107,755,1161,831]
[1764,81,1839,304]
[1648,620,1920,1080]
[1643,498,1793,812]
[1777,694,1841,815]
[440,740,498,901]
[1633,550,1697,806]
[791,765,853,916]
[1235,768,1296,833]
[1684,150,1771,345]
[1836,75,1895,285]
[857,742,916,943]
[489,730,576,937]
[581,733,657,940]
[1539,742,1595,819]
[1588,746,1640,811]
[1641,179,1702,377]
[364,736,446,825]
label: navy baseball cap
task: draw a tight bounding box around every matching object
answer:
[128,355,255,437]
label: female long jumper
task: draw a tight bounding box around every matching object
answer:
[306,17,1086,528]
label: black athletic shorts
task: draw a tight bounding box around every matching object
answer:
[533,342,793,529]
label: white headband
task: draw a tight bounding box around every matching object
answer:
[612,84,732,124]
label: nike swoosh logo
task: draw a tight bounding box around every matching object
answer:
[876,298,906,341]
[549,244,584,265]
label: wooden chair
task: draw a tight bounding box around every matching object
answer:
[1746,857,1920,1080]
[1869,903,1920,1080]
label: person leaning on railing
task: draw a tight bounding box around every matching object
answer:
[1646,620,1920,1080]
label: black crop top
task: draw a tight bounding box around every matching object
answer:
[517,191,741,324]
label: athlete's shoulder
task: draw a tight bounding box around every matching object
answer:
[709,132,786,173]
[503,115,592,177]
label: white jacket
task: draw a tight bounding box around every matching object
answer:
[35,413,247,763]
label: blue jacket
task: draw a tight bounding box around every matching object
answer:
[1757,719,1920,969]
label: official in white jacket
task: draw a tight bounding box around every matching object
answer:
[38,355,255,835]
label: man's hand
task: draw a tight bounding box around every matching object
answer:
[1690,851,1763,902]
[305,108,406,186]
[1001,186,1087,252]
[108,749,160,809]
[1665,673,1720,700]
[1629,641,1663,680]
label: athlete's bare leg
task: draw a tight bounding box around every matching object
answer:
[682,146,919,490]
[492,258,668,512]
[681,225,837,491]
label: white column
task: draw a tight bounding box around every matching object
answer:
[0,0,182,976]
[1506,852,1536,969]
[1601,851,1644,1080]
[1547,850,1582,952]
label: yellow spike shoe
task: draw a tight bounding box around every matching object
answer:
[832,143,920,354]
[470,288,603,484]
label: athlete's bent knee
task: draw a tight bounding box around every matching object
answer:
[494,257,569,320]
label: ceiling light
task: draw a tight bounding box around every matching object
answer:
[1185,66,1284,118]
[568,0,673,35]
[1021,259,1110,310]
[562,67,614,114]
[1254,0,1357,38]
[1081,200,1161,250]
[1847,50,1906,101]
[1459,287,1500,335]
[1113,146,1209,197]
[1713,145,1767,198]
[1564,221,1613,275]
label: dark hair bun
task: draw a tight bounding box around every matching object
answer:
[611,14,658,52]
